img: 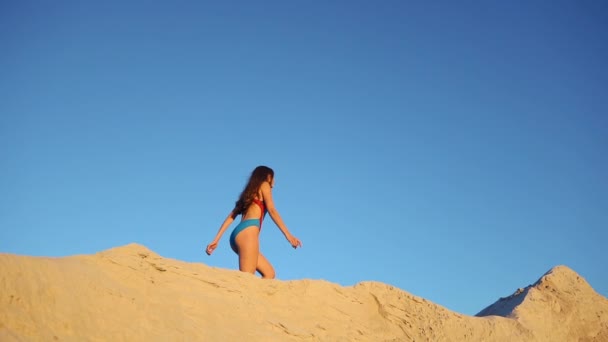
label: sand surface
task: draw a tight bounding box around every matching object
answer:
[1,243,606,341]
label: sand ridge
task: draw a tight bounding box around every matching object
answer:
[1,243,606,341]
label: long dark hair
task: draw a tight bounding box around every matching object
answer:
[233,166,274,216]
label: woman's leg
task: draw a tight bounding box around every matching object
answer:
[256,253,276,279]
[234,226,260,274]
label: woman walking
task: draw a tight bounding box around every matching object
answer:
[206,166,302,279]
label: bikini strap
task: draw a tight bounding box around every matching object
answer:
[253,198,265,228]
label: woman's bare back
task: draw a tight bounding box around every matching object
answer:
[241,191,264,221]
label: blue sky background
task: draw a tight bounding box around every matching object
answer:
[1,1,606,315]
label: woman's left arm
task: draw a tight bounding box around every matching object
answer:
[261,182,302,249]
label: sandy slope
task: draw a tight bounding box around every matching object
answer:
[1,243,606,341]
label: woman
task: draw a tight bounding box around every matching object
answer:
[206,166,302,279]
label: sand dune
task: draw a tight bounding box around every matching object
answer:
[1,243,606,341]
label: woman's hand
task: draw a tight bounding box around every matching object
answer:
[287,234,302,249]
[206,241,218,255]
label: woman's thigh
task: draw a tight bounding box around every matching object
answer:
[234,226,259,274]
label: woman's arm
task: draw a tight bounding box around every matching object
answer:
[261,182,302,248]
[206,210,235,255]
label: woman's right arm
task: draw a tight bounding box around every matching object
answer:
[206,210,235,255]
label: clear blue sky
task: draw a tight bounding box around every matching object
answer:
[1,1,606,315]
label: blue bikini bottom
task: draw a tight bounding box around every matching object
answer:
[229,219,261,251]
